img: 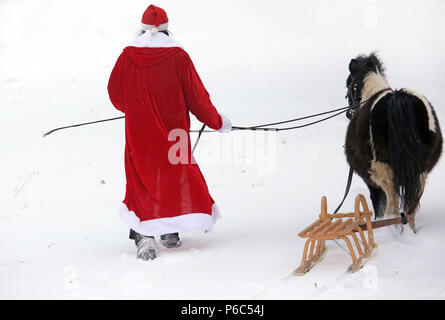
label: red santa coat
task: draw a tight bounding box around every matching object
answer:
[108,32,222,236]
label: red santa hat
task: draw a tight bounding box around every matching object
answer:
[141,4,169,34]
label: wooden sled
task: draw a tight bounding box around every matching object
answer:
[295,194,376,275]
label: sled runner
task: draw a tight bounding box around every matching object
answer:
[295,194,375,275]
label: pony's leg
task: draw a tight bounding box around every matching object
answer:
[405,173,426,233]
[406,204,419,232]
[383,187,399,218]
[370,161,400,218]
[367,183,387,219]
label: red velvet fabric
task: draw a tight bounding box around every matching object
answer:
[142,5,168,26]
[108,46,222,222]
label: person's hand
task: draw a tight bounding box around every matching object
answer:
[218,113,232,133]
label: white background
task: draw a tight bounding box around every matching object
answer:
[0,0,444,299]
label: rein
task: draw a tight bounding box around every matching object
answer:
[191,124,206,154]
[42,99,366,213]
[43,97,400,223]
[345,75,361,119]
[43,99,370,137]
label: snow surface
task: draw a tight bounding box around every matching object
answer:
[1,0,445,299]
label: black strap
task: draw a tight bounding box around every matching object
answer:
[240,106,349,129]
[333,167,354,214]
[232,109,348,132]
[44,98,373,137]
[43,116,125,137]
[400,212,408,224]
[192,124,206,154]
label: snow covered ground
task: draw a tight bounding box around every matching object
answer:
[1,0,445,299]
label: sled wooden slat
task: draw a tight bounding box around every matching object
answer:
[313,220,341,236]
[329,219,349,235]
[294,194,376,275]
[299,220,329,238]
[299,220,322,237]
[325,219,348,235]
[323,219,343,234]
[337,219,355,234]
[312,220,334,235]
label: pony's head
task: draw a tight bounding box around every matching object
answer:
[346,52,385,110]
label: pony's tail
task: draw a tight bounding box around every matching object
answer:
[387,92,425,214]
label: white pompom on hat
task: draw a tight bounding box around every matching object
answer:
[141,4,169,34]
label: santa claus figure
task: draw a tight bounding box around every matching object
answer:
[108,4,231,260]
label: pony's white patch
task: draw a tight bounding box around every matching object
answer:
[401,88,436,132]
[361,71,391,103]
[369,160,399,217]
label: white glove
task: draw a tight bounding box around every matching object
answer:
[217,113,232,133]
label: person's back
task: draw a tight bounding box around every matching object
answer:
[108,5,231,260]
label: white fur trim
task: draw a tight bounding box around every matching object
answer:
[217,113,232,133]
[128,31,184,49]
[361,71,390,103]
[141,22,169,31]
[118,203,221,237]
[401,88,436,132]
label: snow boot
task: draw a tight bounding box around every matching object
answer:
[160,232,182,248]
[129,229,158,260]
[136,237,158,260]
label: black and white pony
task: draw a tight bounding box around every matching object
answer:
[344,53,442,231]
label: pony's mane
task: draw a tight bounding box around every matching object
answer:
[361,71,390,102]
[356,52,386,75]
